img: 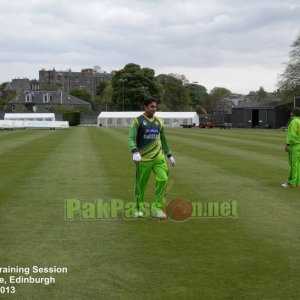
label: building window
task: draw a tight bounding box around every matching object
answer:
[56,73,62,81]
[43,93,51,103]
[25,93,33,102]
[12,104,15,111]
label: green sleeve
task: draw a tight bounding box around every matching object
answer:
[287,117,300,145]
[128,120,139,153]
[160,127,172,156]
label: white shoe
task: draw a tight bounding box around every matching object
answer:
[134,210,144,218]
[152,209,166,219]
[281,183,296,188]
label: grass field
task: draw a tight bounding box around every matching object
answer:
[0,127,299,300]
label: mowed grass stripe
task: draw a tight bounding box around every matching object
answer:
[0,130,64,207]
[167,128,285,148]
[167,132,287,171]
[181,127,287,139]
[0,129,58,157]
[167,128,286,155]
[87,127,134,200]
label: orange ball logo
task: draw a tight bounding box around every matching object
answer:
[166,199,193,221]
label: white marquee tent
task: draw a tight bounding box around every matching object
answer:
[97,112,199,127]
[1,113,69,129]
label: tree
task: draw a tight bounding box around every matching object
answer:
[185,83,208,111]
[209,87,230,99]
[0,83,16,111]
[278,32,300,99]
[206,87,231,112]
[111,63,162,111]
[0,82,8,91]
[69,88,92,105]
[168,73,189,85]
[257,86,267,101]
[95,81,114,111]
[156,74,191,111]
[96,81,107,96]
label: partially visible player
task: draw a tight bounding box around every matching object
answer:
[282,107,300,188]
[128,98,176,218]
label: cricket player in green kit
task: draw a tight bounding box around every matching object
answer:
[128,98,176,218]
[282,107,300,188]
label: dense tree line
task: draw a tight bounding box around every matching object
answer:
[0,82,16,111]
[93,63,231,113]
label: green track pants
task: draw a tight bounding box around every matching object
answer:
[135,155,168,211]
[287,144,300,186]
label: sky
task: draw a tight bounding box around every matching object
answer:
[0,0,299,94]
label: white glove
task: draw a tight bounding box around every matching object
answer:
[168,156,176,166]
[133,152,142,162]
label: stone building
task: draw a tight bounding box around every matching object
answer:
[214,93,245,114]
[8,79,40,94]
[39,68,112,98]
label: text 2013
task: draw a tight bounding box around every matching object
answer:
[0,286,16,294]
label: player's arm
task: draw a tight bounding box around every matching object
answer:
[160,126,172,156]
[128,120,139,153]
[128,120,142,162]
[160,127,175,166]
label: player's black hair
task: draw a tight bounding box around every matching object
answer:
[143,97,157,107]
[292,107,300,116]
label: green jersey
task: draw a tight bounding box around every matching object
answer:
[128,114,172,161]
[287,116,300,145]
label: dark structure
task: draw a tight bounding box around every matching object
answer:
[9,90,91,113]
[232,101,294,128]
[294,96,300,107]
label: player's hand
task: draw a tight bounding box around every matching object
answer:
[168,156,176,167]
[133,152,142,162]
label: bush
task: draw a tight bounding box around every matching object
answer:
[63,112,80,126]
